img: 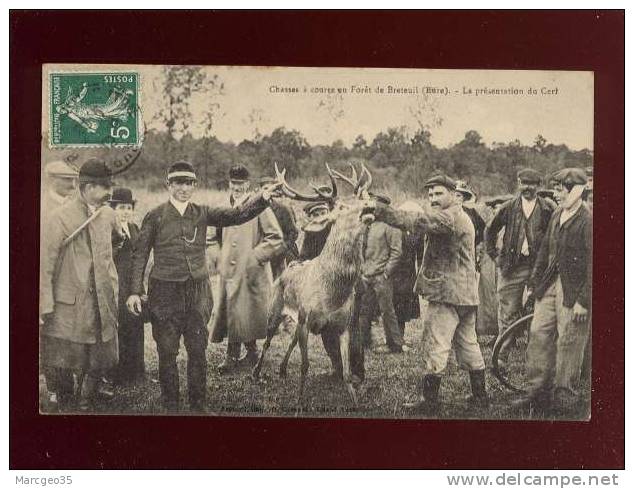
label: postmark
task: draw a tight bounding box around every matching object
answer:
[49,71,142,148]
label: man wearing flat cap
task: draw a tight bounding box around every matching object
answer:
[40,158,123,412]
[484,168,555,367]
[514,168,592,415]
[128,161,281,411]
[258,175,299,279]
[211,165,284,374]
[370,174,488,413]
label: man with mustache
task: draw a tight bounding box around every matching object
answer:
[369,174,487,413]
[513,168,592,415]
[40,158,123,412]
[485,168,555,369]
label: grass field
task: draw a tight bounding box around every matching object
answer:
[40,306,591,420]
[39,187,590,420]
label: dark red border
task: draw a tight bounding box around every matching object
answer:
[10,10,624,469]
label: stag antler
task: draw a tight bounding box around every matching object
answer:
[329,162,373,199]
[274,162,337,202]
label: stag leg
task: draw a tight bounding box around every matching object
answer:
[339,328,359,408]
[279,325,298,378]
[252,330,274,380]
[297,322,310,409]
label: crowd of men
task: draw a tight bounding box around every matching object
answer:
[39,157,593,416]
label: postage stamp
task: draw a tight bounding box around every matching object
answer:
[48,71,141,148]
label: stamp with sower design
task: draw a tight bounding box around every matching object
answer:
[49,71,142,148]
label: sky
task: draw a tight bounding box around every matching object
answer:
[43,64,594,150]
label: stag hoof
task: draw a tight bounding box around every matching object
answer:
[345,383,359,408]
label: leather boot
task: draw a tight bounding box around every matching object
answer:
[217,354,239,374]
[77,374,97,412]
[404,374,441,414]
[239,343,259,367]
[467,369,490,408]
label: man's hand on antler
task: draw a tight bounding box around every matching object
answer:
[261,182,284,201]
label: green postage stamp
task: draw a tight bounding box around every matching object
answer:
[49,71,141,147]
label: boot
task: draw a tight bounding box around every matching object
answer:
[404,374,441,414]
[239,344,259,367]
[77,374,97,412]
[217,355,239,374]
[467,369,490,408]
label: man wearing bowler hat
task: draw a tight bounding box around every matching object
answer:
[513,169,592,415]
[128,161,281,411]
[211,165,284,373]
[369,174,488,413]
[40,158,123,412]
[109,187,145,385]
[485,168,555,368]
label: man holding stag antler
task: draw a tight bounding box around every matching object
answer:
[367,174,488,414]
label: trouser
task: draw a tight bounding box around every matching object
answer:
[227,340,257,359]
[151,310,209,409]
[43,367,75,399]
[358,274,403,350]
[497,263,532,359]
[525,278,590,400]
[420,302,485,375]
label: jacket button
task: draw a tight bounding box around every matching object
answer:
[232,242,237,247]
[230,260,236,265]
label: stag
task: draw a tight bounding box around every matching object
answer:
[252,162,374,408]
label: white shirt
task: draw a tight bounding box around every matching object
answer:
[121,221,131,239]
[520,197,537,256]
[560,199,583,226]
[169,197,189,216]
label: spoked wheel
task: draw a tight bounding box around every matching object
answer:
[491,314,534,393]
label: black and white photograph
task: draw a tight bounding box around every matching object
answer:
[39,64,594,420]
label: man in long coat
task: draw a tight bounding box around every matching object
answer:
[211,165,284,373]
[40,160,79,409]
[40,158,122,412]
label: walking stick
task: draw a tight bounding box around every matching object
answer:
[61,206,104,248]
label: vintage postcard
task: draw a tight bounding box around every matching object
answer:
[39,64,593,420]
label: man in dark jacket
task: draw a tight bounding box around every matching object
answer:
[370,175,488,413]
[127,161,280,412]
[357,194,406,353]
[485,169,555,365]
[513,168,592,414]
[259,176,299,279]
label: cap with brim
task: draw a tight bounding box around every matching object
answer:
[424,174,456,191]
[455,180,475,201]
[259,176,276,186]
[517,168,541,184]
[537,189,555,200]
[167,161,197,182]
[229,164,250,182]
[304,202,330,216]
[46,160,78,179]
[558,168,588,187]
[368,192,391,205]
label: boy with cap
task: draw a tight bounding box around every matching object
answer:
[211,165,284,373]
[484,168,555,367]
[513,168,592,414]
[369,174,488,412]
[109,187,145,385]
[40,158,123,411]
[128,161,280,412]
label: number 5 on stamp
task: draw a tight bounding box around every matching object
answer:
[49,71,141,147]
